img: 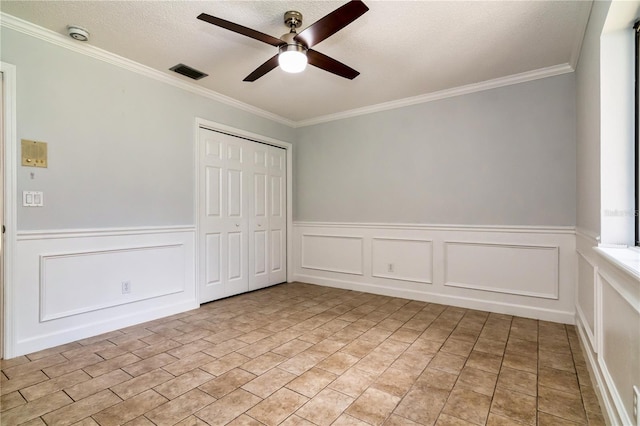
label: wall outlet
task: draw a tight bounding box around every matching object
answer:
[634,385,639,426]
[387,263,394,273]
[121,281,131,294]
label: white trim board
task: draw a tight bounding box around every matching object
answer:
[294,221,576,234]
[1,62,18,360]
[2,12,577,129]
[17,225,195,240]
[296,274,575,324]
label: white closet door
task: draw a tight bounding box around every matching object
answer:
[199,129,249,302]
[199,128,287,302]
[249,142,270,290]
[268,146,287,285]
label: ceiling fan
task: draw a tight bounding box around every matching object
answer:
[197,0,369,82]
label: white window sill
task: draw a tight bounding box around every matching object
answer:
[594,245,640,282]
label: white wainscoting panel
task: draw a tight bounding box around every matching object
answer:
[40,244,185,321]
[444,242,559,299]
[294,222,576,323]
[301,234,363,275]
[372,238,432,283]
[574,229,640,426]
[9,227,196,358]
[598,271,639,426]
[576,250,596,351]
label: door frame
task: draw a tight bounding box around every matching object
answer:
[1,62,17,359]
[194,118,293,303]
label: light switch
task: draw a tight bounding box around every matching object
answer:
[23,191,43,207]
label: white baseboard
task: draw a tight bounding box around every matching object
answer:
[295,274,575,323]
[15,300,198,356]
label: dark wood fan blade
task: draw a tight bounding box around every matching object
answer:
[294,0,368,48]
[198,13,284,47]
[243,54,280,82]
[307,49,359,79]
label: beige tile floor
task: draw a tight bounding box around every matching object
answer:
[0,282,605,426]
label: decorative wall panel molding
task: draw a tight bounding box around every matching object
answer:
[293,222,576,323]
[301,234,364,275]
[597,273,638,426]
[576,250,596,351]
[10,227,196,357]
[40,244,185,321]
[371,238,432,283]
[444,241,559,299]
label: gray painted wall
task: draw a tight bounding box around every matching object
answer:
[294,73,576,226]
[4,25,578,230]
[1,28,295,230]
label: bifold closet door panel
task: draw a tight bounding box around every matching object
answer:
[249,142,270,291]
[199,129,249,302]
[199,127,287,301]
[269,146,287,285]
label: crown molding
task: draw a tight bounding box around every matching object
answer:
[295,63,575,127]
[2,12,577,129]
[0,13,296,128]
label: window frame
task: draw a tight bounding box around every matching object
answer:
[635,20,640,246]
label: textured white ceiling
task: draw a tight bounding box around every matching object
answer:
[1,0,592,123]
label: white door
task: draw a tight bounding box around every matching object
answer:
[248,145,287,290]
[199,129,249,302]
[248,143,270,290]
[268,147,287,285]
[199,128,287,302]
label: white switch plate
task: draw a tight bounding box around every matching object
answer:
[23,191,43,207]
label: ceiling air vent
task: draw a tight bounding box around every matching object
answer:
[170,63,208,80]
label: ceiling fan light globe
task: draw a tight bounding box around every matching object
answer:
[278,49,307,73]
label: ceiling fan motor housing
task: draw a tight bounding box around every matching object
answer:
[284,11,303,30]
[279,32,306,53]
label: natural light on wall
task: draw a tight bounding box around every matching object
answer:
[600,7,636,246]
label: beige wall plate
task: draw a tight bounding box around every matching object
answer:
[21,139,47,168]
